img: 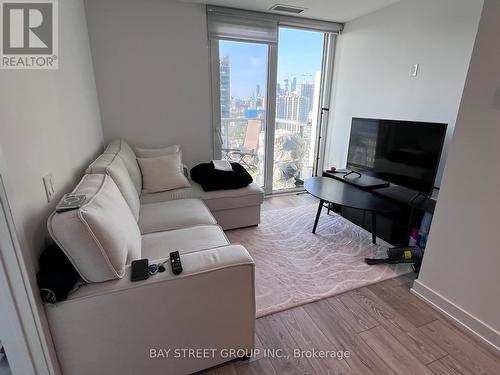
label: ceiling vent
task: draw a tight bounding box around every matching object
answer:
[269,4,306,14]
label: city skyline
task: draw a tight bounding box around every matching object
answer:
[219,27,324,99]
[220,54,320,124]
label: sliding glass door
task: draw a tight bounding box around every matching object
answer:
[272,27,327,191]
[216,40,268,186]
[211,23,336,193]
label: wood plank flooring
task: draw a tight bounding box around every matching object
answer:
[200,194,500,375]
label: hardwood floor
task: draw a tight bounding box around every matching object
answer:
[201,194,500,375]
[261,192,317,212]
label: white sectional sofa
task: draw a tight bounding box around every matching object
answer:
[88,139,264,230]
[44,140,262,375]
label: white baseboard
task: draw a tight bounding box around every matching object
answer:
[411,280,500,354]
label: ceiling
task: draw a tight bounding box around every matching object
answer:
[181,0,401,23]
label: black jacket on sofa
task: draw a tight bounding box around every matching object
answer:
[190,162,253,191]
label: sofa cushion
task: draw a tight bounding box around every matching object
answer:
[141,225,229,260]
[140,181,264,211]
[104,140,142,195]
[135,144,180,158]
[200,182,264,211]
[138,199,216,234]
[137,152,191,193]
[86,152,140,220]
[48,174,141,283]
[140,186,199,203]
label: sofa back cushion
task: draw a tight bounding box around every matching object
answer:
[86,153,140,220]
[103,139,121,154]
[48,174,141,283]
[135,144,180,158]
[137,152,191,193]
[104,139,142,194]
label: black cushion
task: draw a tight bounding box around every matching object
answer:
[190,162,253,191]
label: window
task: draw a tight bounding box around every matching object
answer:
[217,40,268,186]
[209,6,340,193]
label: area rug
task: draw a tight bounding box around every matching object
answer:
[225,203,412,318]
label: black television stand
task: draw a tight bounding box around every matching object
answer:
[322,171,436,245]
[373,185,436,216]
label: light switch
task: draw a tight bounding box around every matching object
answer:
[43,173,56,202]
[411,63,419,77]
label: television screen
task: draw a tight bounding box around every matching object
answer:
[347,118,447,194]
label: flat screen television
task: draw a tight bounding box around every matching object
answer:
[347,118,447,194]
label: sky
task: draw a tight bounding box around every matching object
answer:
[219,27,324,99]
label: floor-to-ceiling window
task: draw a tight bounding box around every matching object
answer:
[272,27,326,191]
[209,6,340,194]
[217,40,268,186]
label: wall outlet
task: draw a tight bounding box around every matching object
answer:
[411,63,419,77]
[43,173,56,203]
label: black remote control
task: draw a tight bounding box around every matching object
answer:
[170,251,183,275]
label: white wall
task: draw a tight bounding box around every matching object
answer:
[413,0,500,350]
[85,0,212,168]
[325,0,483,186]
[0,0,103,372]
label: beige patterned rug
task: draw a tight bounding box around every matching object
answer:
[226,203,412,318]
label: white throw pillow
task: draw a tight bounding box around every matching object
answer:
[137,152,191,193]
[135,144,180,158]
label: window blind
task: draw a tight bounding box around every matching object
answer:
[207,5,343,43]
[207,6,278,43]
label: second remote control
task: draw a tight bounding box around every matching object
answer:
[170,251,183,275]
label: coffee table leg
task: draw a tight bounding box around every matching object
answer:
[371,212,377,244]
[312,199,324,234]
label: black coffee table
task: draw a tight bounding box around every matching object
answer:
[304,177,398,244]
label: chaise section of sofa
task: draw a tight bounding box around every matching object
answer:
[140,182,264,230]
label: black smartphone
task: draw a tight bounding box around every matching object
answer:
[131,259,149,282]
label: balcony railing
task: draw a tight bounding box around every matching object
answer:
[219,117,314,190]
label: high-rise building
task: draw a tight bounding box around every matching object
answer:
[297,97,310,123]
[284,79,290,95]
[276,95,308,123]
[275,78,315,125]
[276,95,295,120]
[290,77,297,93]
[220,56,230,118]
[297,83,315,114]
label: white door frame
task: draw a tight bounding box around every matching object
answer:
[0,169,56,374]
[209,38,222,159]
[263,43,278,195]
